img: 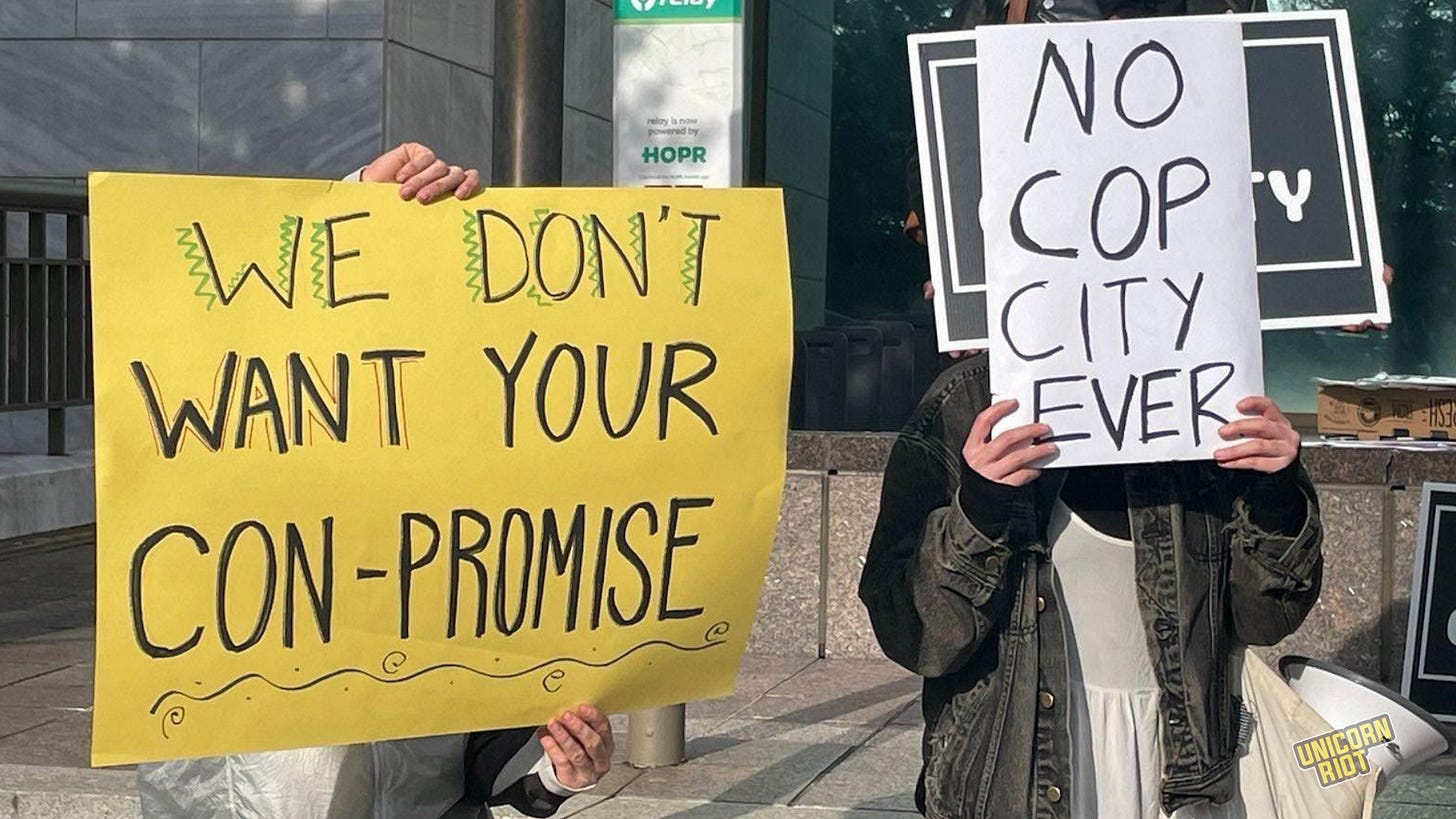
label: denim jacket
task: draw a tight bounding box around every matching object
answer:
[858,359,1322,818]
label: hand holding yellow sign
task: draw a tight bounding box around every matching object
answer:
[87,173,791,766]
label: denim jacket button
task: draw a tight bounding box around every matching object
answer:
[1036,596,1047,613]
[985,554,1002,571]
[1047,785,1063,803]
[1039,691,1055,709]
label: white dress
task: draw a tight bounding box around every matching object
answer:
[1049,501,1377,819]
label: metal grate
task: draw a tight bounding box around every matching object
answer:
[0,181,92,455]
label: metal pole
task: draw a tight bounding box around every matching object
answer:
[47,408,65,456]
[627,705,686,767]
[493,0,687,766]
[492,0,566,186]
[615,0,766,769]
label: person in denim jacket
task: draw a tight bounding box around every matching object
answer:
[863,3,1329,817]
[859,354,1319,818]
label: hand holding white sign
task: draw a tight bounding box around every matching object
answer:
[1214,395,1300,474]
[963,399,1058,487]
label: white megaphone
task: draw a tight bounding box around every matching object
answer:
[1279,655,1453,788]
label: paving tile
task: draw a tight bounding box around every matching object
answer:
[1371,807,1456,819]
[684,720,875,761]
[0,638,93,669]
[0,665,61,690]
[619,741,854,805]
[1377,757,1456,807]
[0,679,91,710]
[754,660,919,728]
[687,656,813,721]
[888,700,923,727]
[13,791,140,818]
[0,712,91,767]
[0,708,55,742]
[794,725,921,812]
[574,796,913,818]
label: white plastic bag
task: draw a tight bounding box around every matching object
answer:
[136,736,472,819]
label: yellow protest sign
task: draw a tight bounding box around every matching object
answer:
[87,172,791,766]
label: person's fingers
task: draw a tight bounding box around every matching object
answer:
[1002,468,1043,487]
[1236,395,1287,425]
[992,442,1059,478]
[978,423,1053,468]
[1213,438,1289,464]
[967,400,1019,450]
[1216,456,1289,473]
[394,143,437,183]
[923,280,935,302]
[547,719,591,771]
[576,705,615,760]
[540,733,573,775]
[576,705,612,740]
[417,164,465,204]
[561,711,610,773]
[400,159,450,200]
[1218,418,1286,442]
[455,168,481,200]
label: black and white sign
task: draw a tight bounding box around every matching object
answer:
[1402,483,1456,725]
[910,11,1390,351]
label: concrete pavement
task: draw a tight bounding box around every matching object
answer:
[0,528,1451,818]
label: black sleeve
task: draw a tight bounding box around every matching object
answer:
[1243,456,1307,535]
[462,728,569,818]
[907,150,924,225]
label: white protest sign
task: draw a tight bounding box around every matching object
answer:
[978,18,1263,467]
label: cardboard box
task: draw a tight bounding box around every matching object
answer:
[1317,379,1456,440]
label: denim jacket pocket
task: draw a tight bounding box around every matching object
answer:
[925,668,999,818]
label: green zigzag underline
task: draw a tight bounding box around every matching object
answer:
[583,214,603,298]
[462,210,484,303]
[627,212,646,271]
[175,226,218,311]
[277,215,299,293]
[524,208,554,308]
[309,221,328,308]
[680,220,701,305]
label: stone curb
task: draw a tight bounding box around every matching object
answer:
[0,765,139,819]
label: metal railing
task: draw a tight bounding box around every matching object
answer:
[0,180,92,455]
